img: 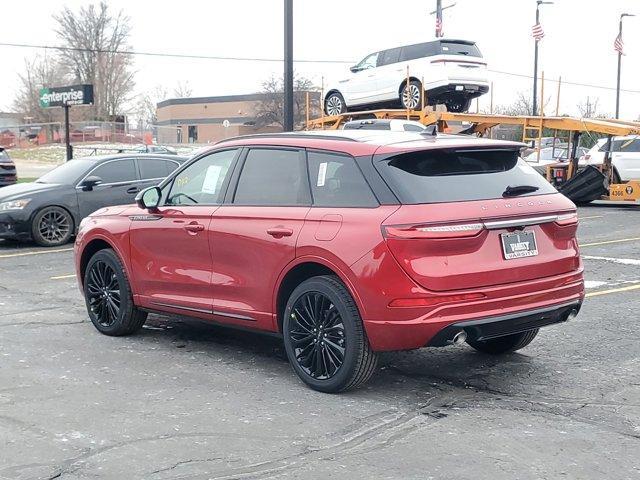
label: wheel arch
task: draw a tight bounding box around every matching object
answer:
[78,235,128,288]
[398,77,422,96]
[274,256,363,333]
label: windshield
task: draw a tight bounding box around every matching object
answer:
[375,148,557,204]
[36,159,96,184]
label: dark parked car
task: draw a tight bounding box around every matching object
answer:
[0,147,17,187]
[0,153,185,246]
[133,145,178,155]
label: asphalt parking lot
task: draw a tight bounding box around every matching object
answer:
[1,204,639,480]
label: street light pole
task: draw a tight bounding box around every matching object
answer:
[615,13,634,119]
[532,1,553,116]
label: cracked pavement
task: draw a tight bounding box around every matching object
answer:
[0,204,639,479]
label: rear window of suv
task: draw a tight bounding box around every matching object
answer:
[439,41,481,57]
[375,148,557,204]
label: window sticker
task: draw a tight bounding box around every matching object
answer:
[202,165,223,194]
[317,162,328,187]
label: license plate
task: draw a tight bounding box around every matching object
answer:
[500,231,538,259]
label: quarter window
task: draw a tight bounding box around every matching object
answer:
[234,149,310,206]
[166,149,237,205]
[307,152,378,207]
[91,159,137,184]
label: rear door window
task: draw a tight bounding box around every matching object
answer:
[138,159,179,180]
[307,151,378,207]
[233,148,310,206]
[375,148,557,204]
[399,42,439,62]
[91,159,137,184]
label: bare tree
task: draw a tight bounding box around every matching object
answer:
[12,55,69,123]
[134,85,169,129]
[54,1,135,119]
[255,74,320,129]
[173,81,193,98]
[577,97,600,118]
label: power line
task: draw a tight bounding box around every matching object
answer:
[0,41,353,64]
[2,41,639,95]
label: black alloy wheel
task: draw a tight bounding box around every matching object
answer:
[289,291,346,380]
[84,248,147,336]
[283,276,378,393]
[86,259,121,328]
[32,206,73,246]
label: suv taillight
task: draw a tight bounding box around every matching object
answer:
[383,222,484,239]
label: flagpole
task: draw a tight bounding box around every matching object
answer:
[615,13,635,119]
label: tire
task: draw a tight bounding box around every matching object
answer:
[445,97,472,113]
[466,329,539,355]
[32,206,74,247]
[282,275,378,393]
[83,248,147,336]
[400,80,423,110]
[324,92,347,116]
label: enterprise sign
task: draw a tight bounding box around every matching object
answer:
[39,84,94,108]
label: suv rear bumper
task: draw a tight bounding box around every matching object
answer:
[427,300,581,347]
[362,270,584,351]
[427,82,489,101]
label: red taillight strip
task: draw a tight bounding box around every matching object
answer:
[389,292,486,308]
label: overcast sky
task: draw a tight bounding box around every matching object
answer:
[1,0,639,120]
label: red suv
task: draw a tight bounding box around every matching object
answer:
[75,131,584,392]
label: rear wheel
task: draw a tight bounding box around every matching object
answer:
[400,81,423,110]
[283,275,378,393]
[84,249,147,336]
[32,206,73,247]
[466,329,539,355]
[324,92,347,116]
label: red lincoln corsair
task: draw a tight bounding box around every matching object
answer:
[74,131,584,392]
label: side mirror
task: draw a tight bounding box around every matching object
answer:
[135,186,161,211]
[80,176,103,191]
[350,65,360,73]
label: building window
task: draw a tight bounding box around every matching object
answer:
[188,125,198,143]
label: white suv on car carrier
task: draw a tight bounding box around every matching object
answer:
[324,39,489,115]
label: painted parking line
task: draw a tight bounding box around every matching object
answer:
[50,274,76,280]
[0,247,74,259]
[579,237,640,248]
[585,283,640,298]
[583,255,640,266]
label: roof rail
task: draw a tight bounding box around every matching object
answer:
[215,132,359,144]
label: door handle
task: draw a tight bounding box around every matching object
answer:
[267,227,293,238]
[126,186,139,194]
[184,223,205,233]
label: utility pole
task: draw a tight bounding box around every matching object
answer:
[615,13,634,119]
[532,1,553,117]
[283,0,294,132]
[430,1,455,38]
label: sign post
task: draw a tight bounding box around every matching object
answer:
[39,84,94,161]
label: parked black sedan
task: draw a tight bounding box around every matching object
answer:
[0,147,17,187]
[0,153,186,246]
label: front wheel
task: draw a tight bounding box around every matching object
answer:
[84,248,147,336]
[283,275,378,393]
[466,329,539,355]
[32,206,74,247]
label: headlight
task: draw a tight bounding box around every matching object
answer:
[0,199,31,211]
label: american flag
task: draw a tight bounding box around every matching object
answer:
[435,15,443,37]
[532,23,544,41]
[614,32,625,55]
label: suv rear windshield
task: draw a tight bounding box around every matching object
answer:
[375,148,556,204]
[439,41,481,57]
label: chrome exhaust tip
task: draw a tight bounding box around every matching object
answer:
[451,330,467,345]
[566,309,579,321]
